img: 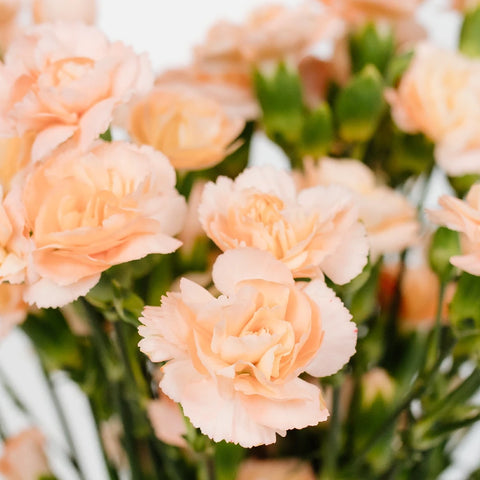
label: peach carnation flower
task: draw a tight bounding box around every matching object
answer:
[0,23,153,162]
[194,3,342,76]
[33,0,95,24]
[0,0,20,52]
[319,0,422,23]
[299,158,419,259]
[428,184,480,276]
[236,458,315,480]
[7,141,186,308]
[0,428,51,480]
[199,166,368,284]
[156,68,259,121]
[128,86,244,171]
[139,248,357,447]
[386,43,480,176]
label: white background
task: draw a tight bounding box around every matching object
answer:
[1,1,479,479]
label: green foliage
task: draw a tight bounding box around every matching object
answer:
[349,22,395,75]
[450,272,480,333]
[334,65,385,143]
[300,102,334,157]
[448,173,480,198]
[428,227,461,283]
[253,63,304,144]
[460,6,480,57]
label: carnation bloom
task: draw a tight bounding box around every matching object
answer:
[428,184,480,276]
[128,86,244,171]
[0,23,153,162]
[236,458,316,480]
[0,282,27,338]
[7,141,186,308]
[156,68,259,121]
[33,0,96,24]
[139,248,357,447]
[194,3,342,76]
[299,158,419,259]
[386,43,480,176]
[319,0,422,23]
[0,428,51,480]
[199,166,368,284]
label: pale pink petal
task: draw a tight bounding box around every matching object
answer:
[161,361,278,448]
[212,248,294,296]
[31,125,77,162]
[243,377,329,431]
[235,166,296,201]
[304,280,357,377]
[24,273,100,308]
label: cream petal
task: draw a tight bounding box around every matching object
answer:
[303,280,357,378]
[212,247,293,296]
[243,377,329,431]
[161,360,278,447]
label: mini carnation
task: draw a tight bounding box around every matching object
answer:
[128,86,244,171]
[156,68,259,121]
[236,458,316,480]
[299,158,419,259]
[6,141,186,308]
[139,248,357,447]
[386,43,480,176]
[194,3,343,76]
[0,23,153,162]
[0,428,51,480]
[33,0,96,24]
[428,184,480,276]
[319,0,422,23]
[199,165,369,284]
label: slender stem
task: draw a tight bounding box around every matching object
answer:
[39,362,86,480]
[322,385,341,477]
[112,381,144,480]
[349,338,454,471]
[0,404,8,441]
[87,397,120,480]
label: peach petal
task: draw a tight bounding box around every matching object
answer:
[304,280,357,377]
[212,248,294,296]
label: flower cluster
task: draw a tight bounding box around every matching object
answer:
[1,1,480,479]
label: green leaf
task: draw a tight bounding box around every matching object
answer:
[388,131,434,181]
[214,441,245,480]
[334,65,385,142]
[253,63,304,143]
[349,22,395,75]
[460,6,480,58]
[428,227,461,282]
[99,127,112,142]
[385,51,413,87]
[300,102,334,157]
[350,260,381,323]
[450,272,480,332]
[448,173,480,198]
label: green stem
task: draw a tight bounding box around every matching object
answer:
[322,385,341,478]
[428,282,447,372]
[39,361,86,480]
[87,397,120,480]
[349,337,455,471]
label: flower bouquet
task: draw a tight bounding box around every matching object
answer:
[0,0,479,479]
